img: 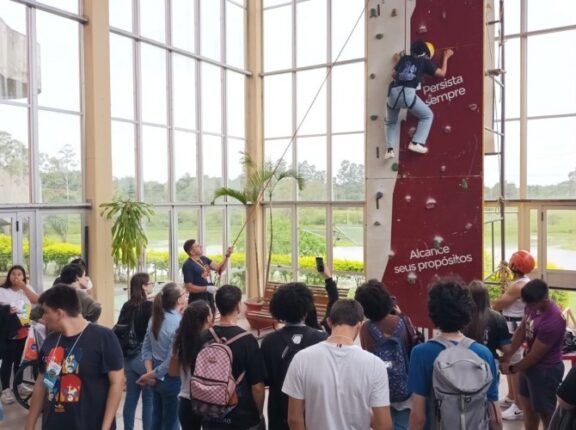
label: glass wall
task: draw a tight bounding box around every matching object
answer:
[109,0,248,293]
[263,0,366,287]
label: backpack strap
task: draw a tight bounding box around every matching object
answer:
[224,330,252,346]
[366,320,386,343]
[457,336,475,349]
[430,335,455,350]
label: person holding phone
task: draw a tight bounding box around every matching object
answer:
[304,258,339,334]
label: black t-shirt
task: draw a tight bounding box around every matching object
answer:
[391,55,438,89]
[182,257,214,305]
[117,300,153,342]
[558,367,576,406]
[261,325,328,430]
[39,323,124,430]
[199,325,265,428]
[470,309,512,358]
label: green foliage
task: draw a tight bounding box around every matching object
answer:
[100,200,155,270]
[42,240,82,271]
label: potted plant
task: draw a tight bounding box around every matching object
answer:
[100,199,155,293]
[212,153,305,301]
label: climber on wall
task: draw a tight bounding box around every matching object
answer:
[384,40,454,159]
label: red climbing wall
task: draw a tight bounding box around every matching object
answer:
[366,0,485,328]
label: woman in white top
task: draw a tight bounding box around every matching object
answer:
[169,300,213,430]
[0,265,39,404]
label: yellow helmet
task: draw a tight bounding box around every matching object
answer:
[425,42,435,58]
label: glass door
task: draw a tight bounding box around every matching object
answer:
[0,211,37,287]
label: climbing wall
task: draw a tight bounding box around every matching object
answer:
[365,0,485,327]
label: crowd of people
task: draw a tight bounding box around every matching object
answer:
[0,245,574,430]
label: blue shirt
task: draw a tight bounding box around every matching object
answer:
[141,310,182,379]
[407,338,499,430]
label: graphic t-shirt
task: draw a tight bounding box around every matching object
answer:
[391,55,438,89]
[261,325,327,430]
[38,323,124,430]
[199,325,265,429]
[182,256,214,305]
[524,301,566,368]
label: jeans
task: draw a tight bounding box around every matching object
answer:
[385,86,434,148]
[391,407,410,430]
[123,355,153,430]
[152,375,181,430]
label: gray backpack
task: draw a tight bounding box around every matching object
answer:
[431,336,493,430]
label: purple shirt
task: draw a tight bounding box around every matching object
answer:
[524,301,566,368]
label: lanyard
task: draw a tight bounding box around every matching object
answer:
[49,323,89,365]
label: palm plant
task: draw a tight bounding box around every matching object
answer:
[212,153,305,297]
[100,199,155,286]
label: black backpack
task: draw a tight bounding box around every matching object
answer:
[112,307,140,358]
[277,328,312,380]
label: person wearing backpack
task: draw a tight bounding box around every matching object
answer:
[137,282,188,430]
[261,283,328,430]
[115,272,155,430]
[407,277,499,430]
[384,39,454,159]
[192,284,265,430]
[355,280,413,430]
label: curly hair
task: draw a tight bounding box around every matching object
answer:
[354,279,394,322]
[428,276,474,332]
[269,283,315,324]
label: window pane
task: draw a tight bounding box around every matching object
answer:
[296,68,326,136]
[201,63,222,134]
[228,205,246,291]
[111,121,136,200]
[504,38,520,119]
[142,126,168,203]
[264,74,292,138]
[172,54,196,130]
[172,0,195,52]
[140,0,165,42]
[530,208,539,267]
[110,34,134,120]
[297,207,327,284]
[267,207,293,281]
[0,104,30,203]
[226,1,245,69]
[200,0,221,60]
[296,0,326,67]
[205,207,224,266]
[0,1,28,102]
[528,31,576,117]
[504,120,519,199]
[332,62,364,133]
[141,44,167,125]
[109,0,132,31]
[227,71,245,138]
[202,134,223,202]
[332,0,365,61]
[483,206,519,275]
[36,11,80,111]
[39,0,78,14]
[546,210,576,271]
[263,5,292,72]
[483,154,500,200]
[504,0,520,35]
[527,118,576,198]
[227,138,245,188]
[174,130,198,202]
[528,0,576,32]
[38,111,82,203]
[333,207,364,287]
[265,139,293,200]
[332,133,364,201]
[177,209,199,280]
[42,213,82,290]
[145,209,170,281]
[297,136,327,201]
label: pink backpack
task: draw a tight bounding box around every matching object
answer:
[190,328,252,419]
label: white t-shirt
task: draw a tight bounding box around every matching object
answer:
[179,365,191,399]
[0,285,34,307]
[282,341,390,430]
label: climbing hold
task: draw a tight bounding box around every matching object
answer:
[404,195,412,203]
[373,221,381,226]
[465,222,473,230]
[440,165,447,173]
[407,272,418,285]
[369,73,376,79]
[443,125,452,134]
[391,8,397,17]
[391,162,399,171]
[425,198,437,209]
[418,25,428,34]
[433,235,444,249]
[375,33,384,40]
[468,103,478,111]
[369,8,377,18]
[459,179,469,190]
[408,126,416,137]
[370,114,379,121]
[389,250,395,258]
[442,11,447,19]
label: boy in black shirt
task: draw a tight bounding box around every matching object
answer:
[261,283,327,430]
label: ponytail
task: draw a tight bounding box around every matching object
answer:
[151,282,182,339]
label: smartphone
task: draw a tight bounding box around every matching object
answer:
[315,257,325,273]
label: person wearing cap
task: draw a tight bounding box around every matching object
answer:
[384,39,454,159]
[493,250,536,421]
